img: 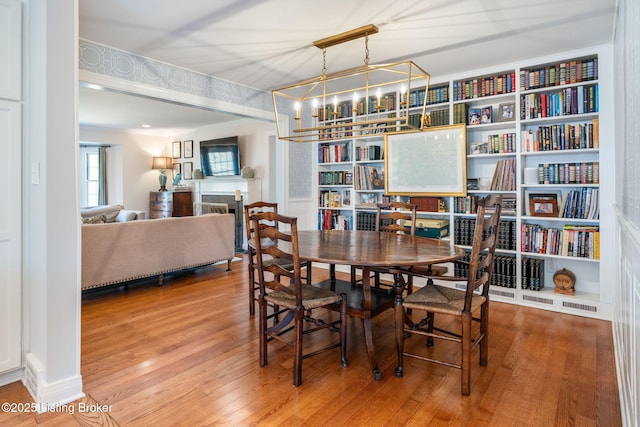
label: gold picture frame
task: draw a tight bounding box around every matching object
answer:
[384,124,467,196]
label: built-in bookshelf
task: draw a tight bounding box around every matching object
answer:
[313,48,610,319]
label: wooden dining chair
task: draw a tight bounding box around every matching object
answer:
[394,194,502,395]
[244,201,311,316]
[350,202,417,291]
[252,211,348,387]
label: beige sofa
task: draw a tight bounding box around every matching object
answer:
[80,204,146,223]
[82,213,235,290]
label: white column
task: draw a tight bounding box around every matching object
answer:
[23,0,84,408]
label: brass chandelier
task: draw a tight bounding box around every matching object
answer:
[272,24,430,143]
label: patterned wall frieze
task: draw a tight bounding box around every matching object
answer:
[79,39,272,113]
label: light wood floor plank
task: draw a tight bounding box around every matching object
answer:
[0,256,622,426]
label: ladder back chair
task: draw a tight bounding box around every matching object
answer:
[393,194,502,395]
[351,202,417,291]
[244,201,311,316]
[252,211,348,387]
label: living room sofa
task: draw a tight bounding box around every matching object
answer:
[81,213,235,290]
[80,204,146,223]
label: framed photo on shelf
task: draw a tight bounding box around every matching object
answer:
[172,141,181,158]
[384,125,467,196]
[183,162,193,180]
[183,140,193,158]
[470,141,489,154]
[498,102,515,122]
[468,108,481,125]
[480,106,492,124]
[525,190,561,217]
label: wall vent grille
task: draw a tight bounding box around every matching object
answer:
[522,294,554,305]
[490,289,516,299]
[563,301,598,312]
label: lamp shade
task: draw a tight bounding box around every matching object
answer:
[152,157,172,170]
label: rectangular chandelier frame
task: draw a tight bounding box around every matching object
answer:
[272,60,430,143]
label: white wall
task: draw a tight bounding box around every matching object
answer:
[613,0,640,424]
[79,127,172,214]
[171,118,276,200]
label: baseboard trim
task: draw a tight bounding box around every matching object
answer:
[24,353,85,413]
[0,367,23,387]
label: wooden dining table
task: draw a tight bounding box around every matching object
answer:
[296,230,464,380]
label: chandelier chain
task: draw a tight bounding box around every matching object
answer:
[364,35,370,66]
[322,48,327,77]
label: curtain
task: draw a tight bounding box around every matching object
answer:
[98,146,108,205]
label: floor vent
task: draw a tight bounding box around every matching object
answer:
[522,294,554,305]
[490,289,516,299]
[563,301,598,312]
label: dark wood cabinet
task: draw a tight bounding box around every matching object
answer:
[149,191,193,219]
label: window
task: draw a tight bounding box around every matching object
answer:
[79,145,103,207]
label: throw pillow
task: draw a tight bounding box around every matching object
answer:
[82,214,106,224]
[104,210,120,223]
[116,210,137,222]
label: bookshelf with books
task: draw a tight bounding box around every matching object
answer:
[517,53,604,317]
[310,47,611,319]
[318,138,354,230]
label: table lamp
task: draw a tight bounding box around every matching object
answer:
[152,157,172,191]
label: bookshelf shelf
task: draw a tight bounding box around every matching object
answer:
[312,48,609,319]
[521,252,600,263]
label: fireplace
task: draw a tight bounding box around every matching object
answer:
[201,194,244,252]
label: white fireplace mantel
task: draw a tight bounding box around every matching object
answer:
[192,177,262,204]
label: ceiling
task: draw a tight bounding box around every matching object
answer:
[78,0,618,136]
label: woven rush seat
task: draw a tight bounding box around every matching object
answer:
[265,285,342,310]
[402,284,487,316]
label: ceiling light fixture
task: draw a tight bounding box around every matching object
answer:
[272,24,430,143]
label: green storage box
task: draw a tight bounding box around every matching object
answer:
[416,219,449,239]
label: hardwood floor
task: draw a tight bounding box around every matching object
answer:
[0,255,621,426]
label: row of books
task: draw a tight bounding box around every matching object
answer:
[521,257,545,291]
[407,113,424,129]
[470,133,517,155]
[426,108,450,127]
[319,190,344,208]
[318,141,351,163]
[537,161,600,184]
[454,218,516,251]
[355,212,377,231]
[318,170,352,186]
[425,85,449,105]
[355,144,383,161]
[520,58,598,91]
[521,223,600,259]
[559,188,599,220]
[408,88,426,109]
[454,195,516,216]
[453,252,545,291]
[452,103,469,124]
[353,165,385,191]
[318,210,353,230]
[520,84,598,120]
[521,119,599,152]
[453,72,517,101]
[453,253,514,290]
[491,159,516,191]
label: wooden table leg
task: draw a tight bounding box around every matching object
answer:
[360,267,381,380]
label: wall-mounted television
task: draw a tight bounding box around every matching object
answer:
[200,136,241,176]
